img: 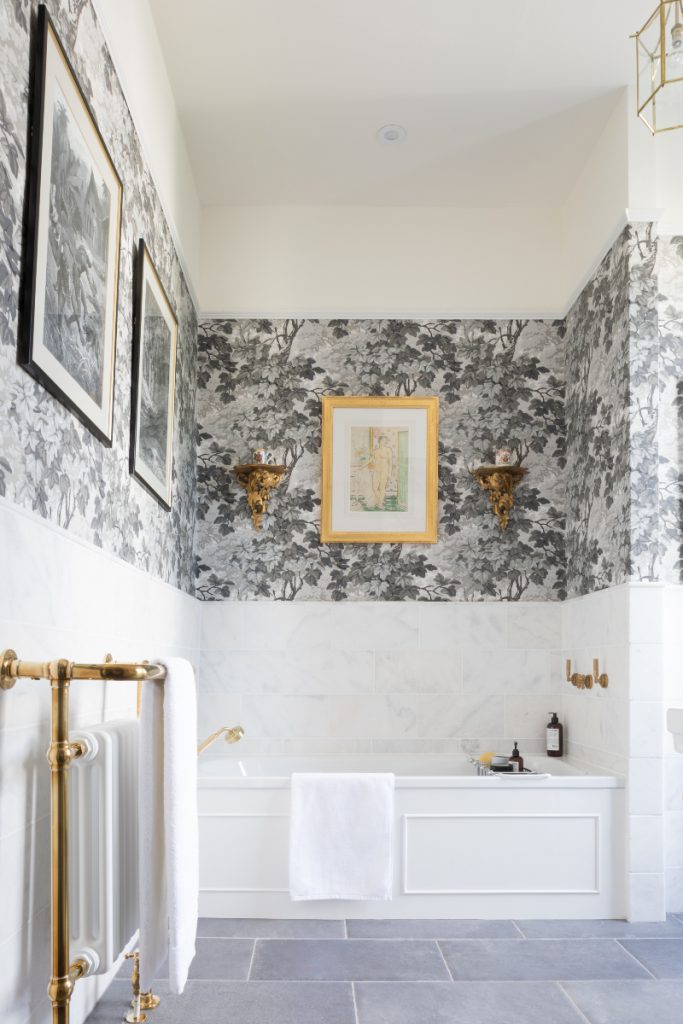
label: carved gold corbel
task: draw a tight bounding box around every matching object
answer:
[233,464,287,530]
[471,465,528,530]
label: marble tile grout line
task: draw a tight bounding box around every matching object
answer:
[614,938,659,979]
[351,981,360,1024]
[246,938,258,981]
[511,920,526,937]
[556,981,597,1024]
[435,940,455,981]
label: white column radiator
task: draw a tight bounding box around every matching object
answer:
[68,719,139,975]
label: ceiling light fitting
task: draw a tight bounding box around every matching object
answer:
[634,0,683,132]
[376,124,407,144]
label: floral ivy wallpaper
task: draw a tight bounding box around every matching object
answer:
[0,0,197,592]
[563,227,632,595]
[195,318,567,601]
[564,223,683,597]
[655,233,683,586]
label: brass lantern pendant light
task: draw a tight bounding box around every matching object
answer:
[635,0,683,132]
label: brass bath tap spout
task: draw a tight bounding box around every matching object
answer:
[197,725,245,755]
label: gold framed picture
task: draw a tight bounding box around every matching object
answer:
[321,396,439,544]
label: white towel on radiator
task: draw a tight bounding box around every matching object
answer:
[138,657,198,994]
[289,773,395,901]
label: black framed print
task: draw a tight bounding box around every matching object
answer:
[19,5,122,446]
[130,240,178,510]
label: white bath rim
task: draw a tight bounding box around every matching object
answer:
[197,754,624,790]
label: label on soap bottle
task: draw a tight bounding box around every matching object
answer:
[547,727,560,752]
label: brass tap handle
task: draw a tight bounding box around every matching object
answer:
[593,658,609,688]
[565,658,572,683]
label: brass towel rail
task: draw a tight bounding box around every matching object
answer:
[0,649,166,1024]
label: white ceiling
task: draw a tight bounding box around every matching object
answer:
[149,0,655,207]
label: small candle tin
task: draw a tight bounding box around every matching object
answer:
[495,447,513,466]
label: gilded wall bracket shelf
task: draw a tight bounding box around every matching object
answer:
[233,464,287,530]
[471,465,528,531]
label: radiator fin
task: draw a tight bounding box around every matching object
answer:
[69,719,139,974]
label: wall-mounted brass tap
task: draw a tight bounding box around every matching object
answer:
[197,724,245,755]
[565,658,608,690]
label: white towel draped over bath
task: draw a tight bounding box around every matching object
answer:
[289,773,395,901]
[138,657,199,994]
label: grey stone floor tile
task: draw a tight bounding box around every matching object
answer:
[355,981,585,1024]
[619,938,683,977]
[438,939,651,981]
[197,916,345,938]
[116,937,254,980]
[563,980,683,1024]
[87,980,355,1024]
[347,918,519,939]
[517,916,683,939]
[250,938,450,981]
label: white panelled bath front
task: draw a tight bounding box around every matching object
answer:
[198,755,625,920]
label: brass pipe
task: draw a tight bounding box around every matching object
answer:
[47,661,87,1024]
[0,654,167,685]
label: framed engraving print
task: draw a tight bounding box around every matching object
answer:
[20,5,122,445]
[321,396,439,543]
[130,240,178,509]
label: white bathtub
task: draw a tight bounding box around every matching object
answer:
[198,755,625,920]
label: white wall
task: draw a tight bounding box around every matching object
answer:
[0,498,200,1024]
[92,0,202,298]
[561,90,630,313]
[199,204,565,318]
[656,130,683,235]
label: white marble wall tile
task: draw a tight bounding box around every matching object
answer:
[664,812,683,866]
[330,603,419,651]
[630,702,665,757]
[562,586,629,649]
[665,757,683,811]
[503,696,555,740]
[629,872,666,922]
[462,649,556,695]
[199,649,374,694]
[239,694,331,739]
[666,868,683,913]
[630,816,664,873]
[629,585,664,645]
[327,695,419,739]
[417,695,505,738]
[200,601,245,651]
[507,603,562,649]
[417,603,506,650]
[630,758,664,815]
[0,723,51,841]
[241,603,333,650]
[0,903,51,1024]
[374,650,462,693]
[0,816,51,947]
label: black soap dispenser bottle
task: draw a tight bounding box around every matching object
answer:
[547,712,563,757]
[510,742,524,773]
